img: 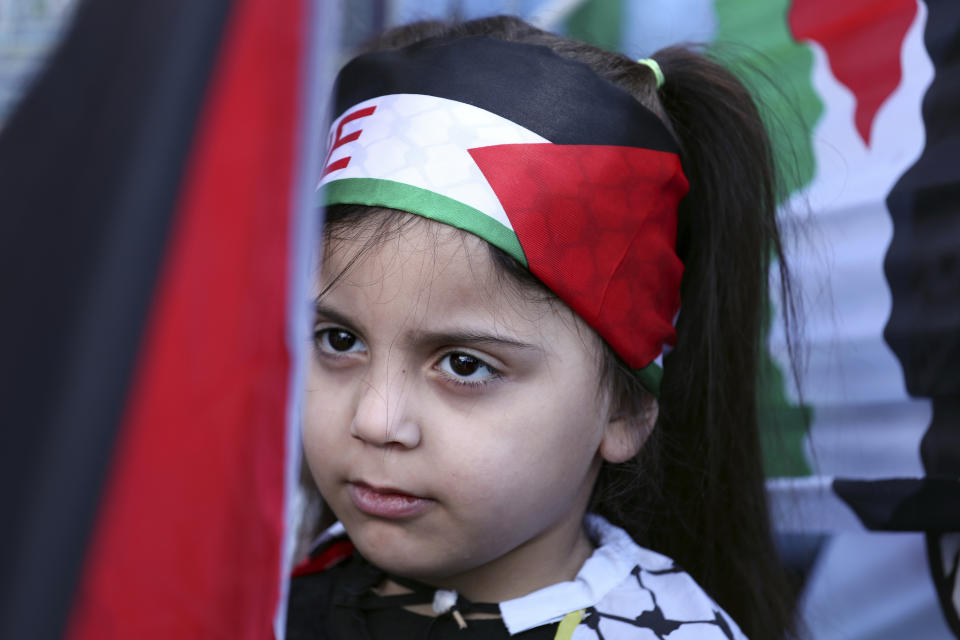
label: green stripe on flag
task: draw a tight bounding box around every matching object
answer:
[711,0,821,195]
[564,0,624,53]
[712,0,820,477]
[323,178,528,267]
[758,331,813,477]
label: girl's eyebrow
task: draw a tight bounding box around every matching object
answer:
[407,329,540,352]
[314,302,539,352]
[313,302,357,330]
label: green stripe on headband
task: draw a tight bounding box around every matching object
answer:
[323,178,528,267]
[635,362,663,398]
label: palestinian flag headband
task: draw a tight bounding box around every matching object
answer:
[320,35,689,394]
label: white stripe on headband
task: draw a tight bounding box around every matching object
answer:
[320,94,549,263]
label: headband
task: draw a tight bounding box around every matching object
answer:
[320,36,688,394]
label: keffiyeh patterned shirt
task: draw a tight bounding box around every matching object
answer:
[498,515,746,640]
[287,515,747,640]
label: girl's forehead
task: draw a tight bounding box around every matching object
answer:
[324,216,493,283]
[324,219,516,307]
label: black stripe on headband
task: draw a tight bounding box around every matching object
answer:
[333,35,678,153]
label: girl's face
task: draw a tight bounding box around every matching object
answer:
[303,216,641,601]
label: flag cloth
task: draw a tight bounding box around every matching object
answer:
[0,0,326,638]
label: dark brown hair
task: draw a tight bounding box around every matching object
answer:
[320,15,800,639]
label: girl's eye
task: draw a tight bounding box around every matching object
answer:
[315,328,366,355]
[437,352,500,385]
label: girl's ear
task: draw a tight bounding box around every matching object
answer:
[599,394,658,464]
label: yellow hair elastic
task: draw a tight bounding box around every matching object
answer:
[637,57,664,89]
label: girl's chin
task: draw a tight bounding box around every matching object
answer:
[347,527,473,584]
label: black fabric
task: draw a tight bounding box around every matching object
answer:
[365,607,557,640]
[885,0,960,399]
[927,532,960,636]
[333,35,678,152]
[921,397,960,480]
[365,574,500,616]
[0,0,233,638]
[287,553,556,640]
[288,559,365,640]
[833,477,960,531]
[883,1,960,630]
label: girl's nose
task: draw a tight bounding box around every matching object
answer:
[349,368,421,449]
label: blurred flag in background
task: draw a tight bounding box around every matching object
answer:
[0,0,330,638]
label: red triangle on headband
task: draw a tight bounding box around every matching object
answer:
[468,143,687,368]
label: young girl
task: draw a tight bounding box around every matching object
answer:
[289,15,797,640]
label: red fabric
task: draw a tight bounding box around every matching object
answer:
[291,540,356,578]
[469,144,687,368]
[790,0,916,146]
[67,0,304,638]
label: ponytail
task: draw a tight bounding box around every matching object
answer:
[632,47,797,638]
[578,45,798,640]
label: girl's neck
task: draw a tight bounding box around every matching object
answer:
[377,518,595,608]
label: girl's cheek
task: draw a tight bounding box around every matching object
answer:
[301,390,346,452]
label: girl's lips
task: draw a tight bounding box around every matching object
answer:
[348,482,434,519]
